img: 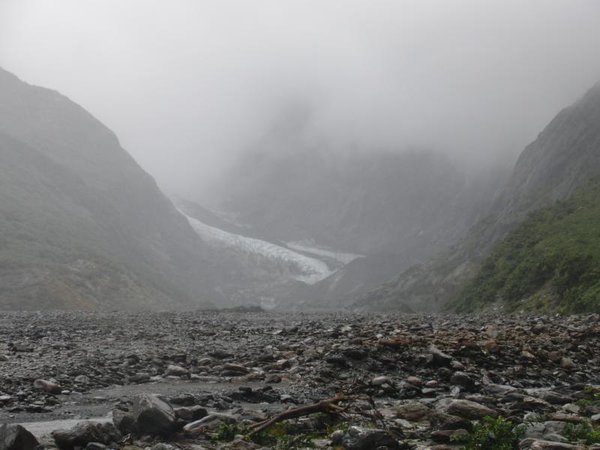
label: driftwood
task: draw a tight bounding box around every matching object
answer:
[248,394,354,436]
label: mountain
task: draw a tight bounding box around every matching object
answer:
[495,83,600,221]
[359,83,600,312]
[0,67,221,310]
[205,105,505,308]
[220,144,491,257]
[451,180,600,314]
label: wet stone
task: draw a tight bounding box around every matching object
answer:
[0,424,39,450]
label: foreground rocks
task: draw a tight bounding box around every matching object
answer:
[51,422,120,450]
[1,311,600,449]
[0,424,39,450]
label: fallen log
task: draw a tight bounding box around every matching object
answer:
[248,394,354,436]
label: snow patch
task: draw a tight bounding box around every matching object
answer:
[287,240,363,265]
[182,212,333,284]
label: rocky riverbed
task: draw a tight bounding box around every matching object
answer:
[1,311,600,449]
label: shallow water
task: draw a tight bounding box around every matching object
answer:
[19,415,112,439]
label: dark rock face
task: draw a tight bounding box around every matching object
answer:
[496,84,600,224]
[52,422,121,450]
[0,424,39,450]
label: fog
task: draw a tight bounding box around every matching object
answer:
[1,0,600,198]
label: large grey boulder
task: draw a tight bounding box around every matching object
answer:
[0,424,39,450]
[132,394,177,436]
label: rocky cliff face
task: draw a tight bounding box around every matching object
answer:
[493,83,600,222]
[0,68,221,310]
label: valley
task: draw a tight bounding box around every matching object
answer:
[1,4,600,449]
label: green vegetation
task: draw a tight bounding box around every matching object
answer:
[460,416,524,450]
[563,421,600,445]
[575,386,600,414]
[250,422,319,449]
[212,416,347,449]
[212,423,242,442]
[452,180,600,314]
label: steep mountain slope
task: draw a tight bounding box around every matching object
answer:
[359,83,600,312]
[495,83,600,221]
[0,68,219,310]
[451,180,600,313]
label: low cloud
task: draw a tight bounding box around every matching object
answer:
[1,0,600,196]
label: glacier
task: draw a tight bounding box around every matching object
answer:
[182,212,334,284]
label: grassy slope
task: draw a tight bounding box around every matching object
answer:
[452,180,600,314]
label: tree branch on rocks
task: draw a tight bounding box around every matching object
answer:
[248,394,357,436]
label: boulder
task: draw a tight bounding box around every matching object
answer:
[174,406,208,422]
[428,345,453,366]
[112,408,137,435]
[52,422,120,450]
[33,379,62,394]
[164,365,188,377]
[445,399,498,420]
[0,424,39,450]
[340,426,405,450]
[132,394,176,436]
[519,438,582,449]
[395,401,431,422]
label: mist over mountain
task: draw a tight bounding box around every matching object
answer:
[215,106,507,255]
[360,83,600,313]
[199,105,508,308]
[3,1,600,199]
[0,2,599,314]
[494,83,600,221]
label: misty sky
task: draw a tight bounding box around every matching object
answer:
[1,0,600,197]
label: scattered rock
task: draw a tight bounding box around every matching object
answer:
[519,438,583,449]
[428,345,453,366]
[395,401,431,421]
[340,426,404,450]
[33,379,62,394]
[1,311,600,449]
[445,399,498,420]
[165,365,188,377]
[52,422,120,450]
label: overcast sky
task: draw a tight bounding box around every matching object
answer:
[1,0,600,197]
